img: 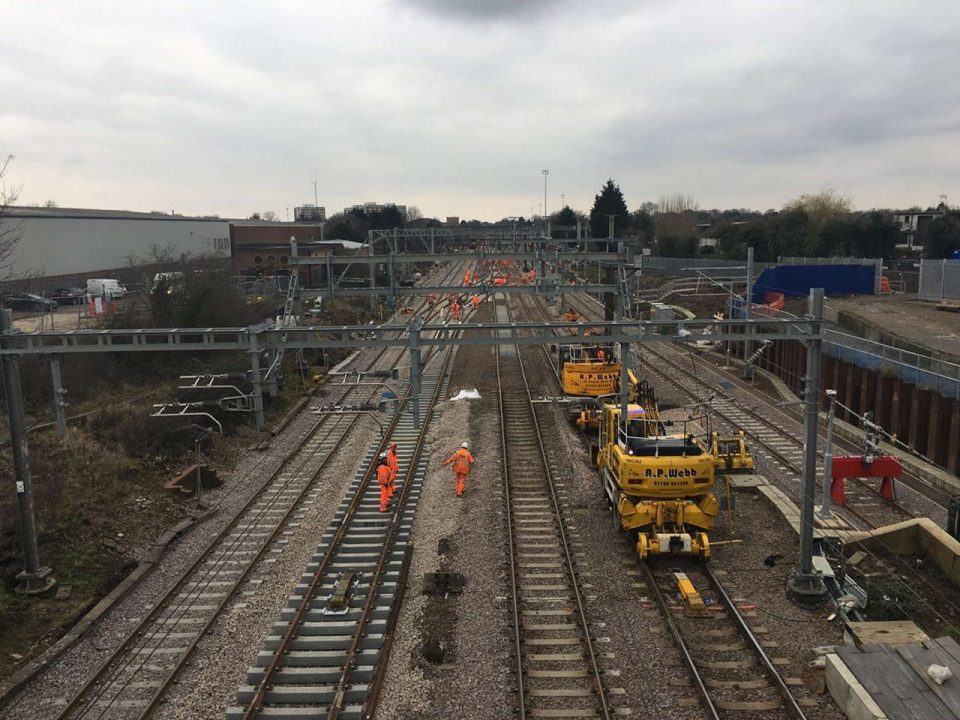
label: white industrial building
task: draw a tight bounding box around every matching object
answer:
[0,207,231,286]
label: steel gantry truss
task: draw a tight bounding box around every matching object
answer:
[291,228,630,301]
[1,292,830,604]
[294,250,628,299]
[0,317,819,356]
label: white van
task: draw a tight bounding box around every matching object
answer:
[86,278,127,299]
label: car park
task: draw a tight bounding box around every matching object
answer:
[86,278,127,299]
[50,287,85,304]
[2,293,58,311]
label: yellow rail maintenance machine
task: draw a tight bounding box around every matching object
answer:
[596,402,719,561]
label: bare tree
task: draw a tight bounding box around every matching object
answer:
[0,154,24,281]
[653,192,700,244]
[405,205,423,222]
[656,193,699,214]
[43,199,58,208]
[261,210,279,222]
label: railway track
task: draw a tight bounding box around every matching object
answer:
[643,342,924,531]
[47,362,398,720]
[565,293,945,531]
[497,297,612,720]
[228,341,453,719]
[33,265,467,720]
[643,562,808,720]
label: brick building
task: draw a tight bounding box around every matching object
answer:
[230,222,362,287]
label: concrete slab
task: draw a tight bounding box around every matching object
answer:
[825,653,888,720]
[838,517,960,587]
[727,473,767,489]
[847,621,929,648]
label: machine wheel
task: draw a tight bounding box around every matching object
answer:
[636,533,649,560]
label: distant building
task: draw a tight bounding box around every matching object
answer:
[0,206,230,288]
[294,204,326,222]
[893,210,938,250]
[344,202,407,219]
[230,223,364,287]
[231,223,320,283]
[445,217,460,227]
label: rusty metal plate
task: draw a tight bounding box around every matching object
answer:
[714,700,782,711]
[695,658,756,669]
[704,678,769,690]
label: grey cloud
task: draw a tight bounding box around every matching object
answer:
[400,0,569,19]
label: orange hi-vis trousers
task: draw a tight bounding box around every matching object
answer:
[377,464,392,512]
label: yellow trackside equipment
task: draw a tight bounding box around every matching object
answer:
[560,343,620,398]
[710,431,754,473]
[675,572,709,616]
[597,403,717,561]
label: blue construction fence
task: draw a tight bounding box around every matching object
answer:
[749,264,876,303]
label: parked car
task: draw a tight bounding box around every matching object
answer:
[86,278,127,299]
[50,287,85,304]
[2,293,58,311]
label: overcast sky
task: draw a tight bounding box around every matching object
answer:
[2,0,958,220]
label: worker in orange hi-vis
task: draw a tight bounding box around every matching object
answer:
[596,346,606,363]
[451,300,461,322]
[470,294,481,310]
[386,442,399,499]
[376,452,392,512]
[443,441,475,497]
[463,270,472,284]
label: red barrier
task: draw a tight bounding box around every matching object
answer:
[829,455,903,505]
[831,456,902,479]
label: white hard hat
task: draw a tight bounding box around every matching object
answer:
[379,451,388,459]
[461,442,469,449]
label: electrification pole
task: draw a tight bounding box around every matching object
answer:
[248,327,266,432]
[542,169,549,225]
[818,389,838,519]
[788,288,828,605]
[50,357,68,437]
[742,246,754,380]
[1,310,56,595]
[409,317,422,429]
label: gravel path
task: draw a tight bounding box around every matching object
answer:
[378,319,513,720]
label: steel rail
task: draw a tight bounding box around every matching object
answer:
[648,339,951,511]
[641,344,914,531]
[327,343,455,720]
[48,265,467,720]
[498,295,611,719]
[54,346,405,720]
[237,293,461,720]
[703,564,809,720]
[496,337,527,720]
[640,563,720,720]
[567,293,932,525]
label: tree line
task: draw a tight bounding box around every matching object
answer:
[549,181,960,261]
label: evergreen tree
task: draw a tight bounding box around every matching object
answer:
[589,179,629,238]
[925,215,960,258]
